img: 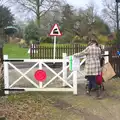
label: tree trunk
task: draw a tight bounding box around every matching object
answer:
[0,47,4,96]
[36,0,40,28]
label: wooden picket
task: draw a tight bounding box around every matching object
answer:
[30,44,86,59]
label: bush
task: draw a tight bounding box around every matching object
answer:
[57,32,74,44]
[98,35,109,44]
[18,39,28,48]
[24,21,40,44]
[72,35,83,43]
[40,36,53,43]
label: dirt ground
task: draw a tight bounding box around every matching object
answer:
[1,78,120,120]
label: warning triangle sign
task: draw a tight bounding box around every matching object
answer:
[49,24,62,36]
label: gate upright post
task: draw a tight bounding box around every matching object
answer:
[104,51,109,64]
[39,62,43,88]
[62,53,67,87]
[3,55,9,95]
[73,70,77,95]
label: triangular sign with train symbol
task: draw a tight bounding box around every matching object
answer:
[49,24,62,36]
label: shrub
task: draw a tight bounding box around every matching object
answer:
[24,21,40,45]
[40,36,53,43]
[18,39,28,48]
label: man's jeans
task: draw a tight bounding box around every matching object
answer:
[87,75,97,90]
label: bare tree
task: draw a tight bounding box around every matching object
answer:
[38,7,62,35]
[73,3,98,38]
[0,0,8,5]
[102,0,120,30]
[9,0,65,27]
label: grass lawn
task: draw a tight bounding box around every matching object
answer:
[3,44,30,59]
[3,43,86,59]
[3,43,87,59]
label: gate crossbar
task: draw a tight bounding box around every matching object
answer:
[42,62,73,88]
[8,62,39,88]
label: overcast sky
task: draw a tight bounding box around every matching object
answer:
[66,0,104,14]
[10,0,104,22]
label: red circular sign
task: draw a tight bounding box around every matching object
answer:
[34,70,47,82]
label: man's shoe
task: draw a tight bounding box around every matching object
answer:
[86,90,91,96]
[96,95,103,99]
[96,90,102,99]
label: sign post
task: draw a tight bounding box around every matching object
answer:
[49,24,62,61]
[53,36,57,60]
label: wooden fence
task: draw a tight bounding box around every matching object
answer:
[30,44,86,59]
[108,45,120,77]
[30,44,120,77]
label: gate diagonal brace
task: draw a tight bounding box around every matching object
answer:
[42,62,73,88]
[8,62,39,88]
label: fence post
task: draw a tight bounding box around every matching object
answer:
[74,44,79,53]
[62,53,67,87]
[3,55,9,95]
[104,51,109,64]
[0,45,4,96]
[30,44,32,59]
[0,45,3,64]
[73,70,77,95]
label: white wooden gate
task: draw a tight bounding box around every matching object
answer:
[3,54,82,95]
[3,52,88,95]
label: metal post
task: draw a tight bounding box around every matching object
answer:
[116,0,120,43]
[116,1,119,31]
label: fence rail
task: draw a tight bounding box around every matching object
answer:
[30,44,86,59]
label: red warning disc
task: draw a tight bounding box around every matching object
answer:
[34,70,47,82]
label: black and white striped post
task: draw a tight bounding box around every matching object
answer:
[4,55,9,94]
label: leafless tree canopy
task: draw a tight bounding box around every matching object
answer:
[0,0,9,5]
[6,0,65,27]
[9,0,64,17]
[102,0,120,30]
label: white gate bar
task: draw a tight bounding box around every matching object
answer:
[38,62,43,88]
[78,71,85,76]
[80,58,86,66]
[4,55,9,94]
[24,88,73,92]
[43,64,72,88]
[8,62,39,88]
[43,63,72,88]
[67,72,73,80]
[73,71,77,95]
[5,88,73,92]
[78,58,86,76]
[9,62,39,88]
[24,59,68,63]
